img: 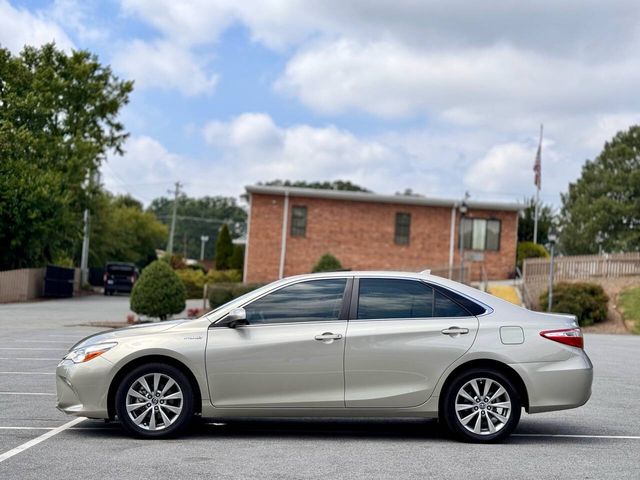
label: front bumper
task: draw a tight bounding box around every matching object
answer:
[511,351,593,413]
[56,356,113,418]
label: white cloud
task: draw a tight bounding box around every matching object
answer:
[120,0,233,46]
[276,38,640,122]
[0,0,74,53]
[112,39,218,96]
[202,113,420,192]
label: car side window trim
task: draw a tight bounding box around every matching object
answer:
[348,277,486,321]
[223,277,352,327]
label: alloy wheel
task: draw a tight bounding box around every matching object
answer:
[125,373,184,431]
[454,377,512,435]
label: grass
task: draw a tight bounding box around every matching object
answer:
[618,286,640,334]
[487,285,522,305]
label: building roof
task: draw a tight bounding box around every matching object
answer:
[245,185,522,212]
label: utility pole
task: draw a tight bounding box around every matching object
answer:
[166,181,182,255]
[80,171,99,287]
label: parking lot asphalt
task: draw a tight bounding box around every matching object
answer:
[0,295,639,479]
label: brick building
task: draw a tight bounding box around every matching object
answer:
[243,185,520,283]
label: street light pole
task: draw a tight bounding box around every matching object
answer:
[200,235,209,261]
[547,228,558,312]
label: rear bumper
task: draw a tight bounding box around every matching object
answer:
[511,351,593,413]
[56,357,112,418]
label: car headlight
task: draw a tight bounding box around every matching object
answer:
[64,342,117,363]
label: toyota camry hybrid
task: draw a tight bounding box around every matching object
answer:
[56,271,593,443]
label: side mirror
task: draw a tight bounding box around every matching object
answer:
[224,307,248,328]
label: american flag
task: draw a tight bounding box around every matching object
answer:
[533,125,543,189]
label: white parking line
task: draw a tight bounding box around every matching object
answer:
[0,417,86,464]
[0,392,55,396]
[0,372,55,375]
[11,340,72,344]
[0,348,66,351]
[514,433,640,440]
[0,357,61,361]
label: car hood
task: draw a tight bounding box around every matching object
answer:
[69,319,191,351]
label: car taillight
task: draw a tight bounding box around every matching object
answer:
[130,275,135,284]
[540,328,584,349]
[103,273,107,282]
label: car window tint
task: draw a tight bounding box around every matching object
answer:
[434,291,470,317]
[245,279,347,324]
[357,279,434,319]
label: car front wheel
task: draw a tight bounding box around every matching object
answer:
[442,368,521,443]
[115,363,194,438]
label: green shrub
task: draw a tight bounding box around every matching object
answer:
[131,260,186,320]
[230,245,245,271]
[618,286,640,334]
[312,253,343,273]
[175,268,206,299]
[215,224,233,269]
[207,282,264,308]
[517,241,549,269]
[206,269,242,284]
[539,282,609,327]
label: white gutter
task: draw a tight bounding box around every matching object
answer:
[278,191,290,279]
[448,204,457,279]
[242,193,252,282]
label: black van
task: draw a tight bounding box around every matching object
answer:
[104,262,138,295]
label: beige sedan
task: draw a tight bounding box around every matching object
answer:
[56,271,592,442]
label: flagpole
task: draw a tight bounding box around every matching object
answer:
[533,124,543,244]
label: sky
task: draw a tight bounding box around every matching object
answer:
[3,0,640,207]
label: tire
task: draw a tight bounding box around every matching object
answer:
[115,362,194,438]
[442,368,521,443]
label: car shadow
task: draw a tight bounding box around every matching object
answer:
[68,417,608,444]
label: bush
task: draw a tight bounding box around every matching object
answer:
[312,253,343,273]
[206,269,242,284]
[207,283,264,308]
[175,268,206,299]
[517,242,549,270]
[215,224,233,269]
[131,260,186,320]
[230,245,245,271]
[539,282,609,327]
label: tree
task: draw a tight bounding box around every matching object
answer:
[230,245,245,270]
[518,197,554,245]
[261,179,370,192]
[130,260,186,320]
[312,253,343,273]
[215,224,233,269]
[147,195,246,259]
[559,125,640,254]
[89,193,167,268]
[0,43,132,269]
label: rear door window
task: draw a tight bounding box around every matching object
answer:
[357,279,434,319]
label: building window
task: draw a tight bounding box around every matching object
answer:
[291,206,307,237]
[461,218,501,251]
[395,212,411,245]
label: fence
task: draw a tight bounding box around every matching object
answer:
[521,252,640,308]
[0,268,45,303]
[0,266,82,303]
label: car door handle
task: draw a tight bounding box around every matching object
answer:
[441,327,470,336]
[314,332,343,341]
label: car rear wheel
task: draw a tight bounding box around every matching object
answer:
[442,368,521,443]
[115,363,194,438]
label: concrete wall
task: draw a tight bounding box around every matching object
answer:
[246,193,518,283]
[0,268,45,303]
